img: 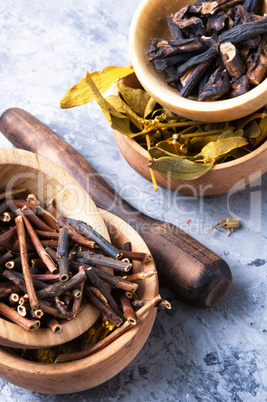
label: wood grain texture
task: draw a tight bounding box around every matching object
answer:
[129,0,267,122]
[0,208,158,394]
[0,147,108,349]
[0,108,232,307]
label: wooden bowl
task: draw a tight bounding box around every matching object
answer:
[0,147,110,349]
[113,72,267,195]
[0,208,158,394]
[129,0,267,122]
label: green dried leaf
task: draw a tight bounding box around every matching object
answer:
[105,95,143,130]
[243,121,260,139]
[218,129,243,139]
[188,135,219,153]
[144,97,157,118]
[60,66,134,109]
[155,140,180,155]
[254,117,267,146]
[237,112,267,130]
[111,116,134,136]
[117,82,153,117]
[230,148,249,159]
[149,147,177,159]
[149,156,214,180]
[199,137,248,160]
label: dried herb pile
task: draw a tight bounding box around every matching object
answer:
[60,66,267,188]
[0,188,167,356]
[146,0,267,100]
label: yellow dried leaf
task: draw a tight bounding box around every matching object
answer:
[117,83,153,117]
[218,130,243,139]
[254,117,267,146]
[81,72,135,136]
[155,140,181,155]
[199,137,248,160]
[60,66,134,109]
[144,97,157,118]
[105,95,143,130]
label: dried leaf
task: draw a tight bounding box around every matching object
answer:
[218,129,244,139]
[243,120,260,139]
[84,72,126,123]
[230,148,249,159]
[117,83,153,117]
[60,66,134,109]
[188,135,219,153]
[237,112,267,130]
[83,72,135,136]
[199,137,248,160]
[254,117,267,146]
[149,156,214,180]
[105,95,143,130]
[155,140,181,155]
[149,147,178,159]
[144,97,157,118]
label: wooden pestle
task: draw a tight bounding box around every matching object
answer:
[0,108,232,307]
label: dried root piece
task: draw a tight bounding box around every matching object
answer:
[147,0,267,99]
[198,68,230,101]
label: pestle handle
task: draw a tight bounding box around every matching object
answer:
[0,108,232,307]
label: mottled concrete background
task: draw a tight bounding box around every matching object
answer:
[0,1,266,400]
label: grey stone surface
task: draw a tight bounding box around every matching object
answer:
[0,0,266,400]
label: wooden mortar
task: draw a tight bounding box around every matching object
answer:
[0,208,158,394]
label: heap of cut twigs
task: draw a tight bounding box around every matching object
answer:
[0,187,170,363]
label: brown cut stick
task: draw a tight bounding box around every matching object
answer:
[44,316,63,334]
[0,301,38,331]
[15,216,39,310]
[85,267,124,319]
[120,293,137,325]
[22,206,56,232]
[0,226,17,248]
[84,285,123,327]
[56,227,70,282]
[2,269,27,293]
[124,269,158,282]
[16,209,58,274]
[35,269,86,300]
[72,266,86,317]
